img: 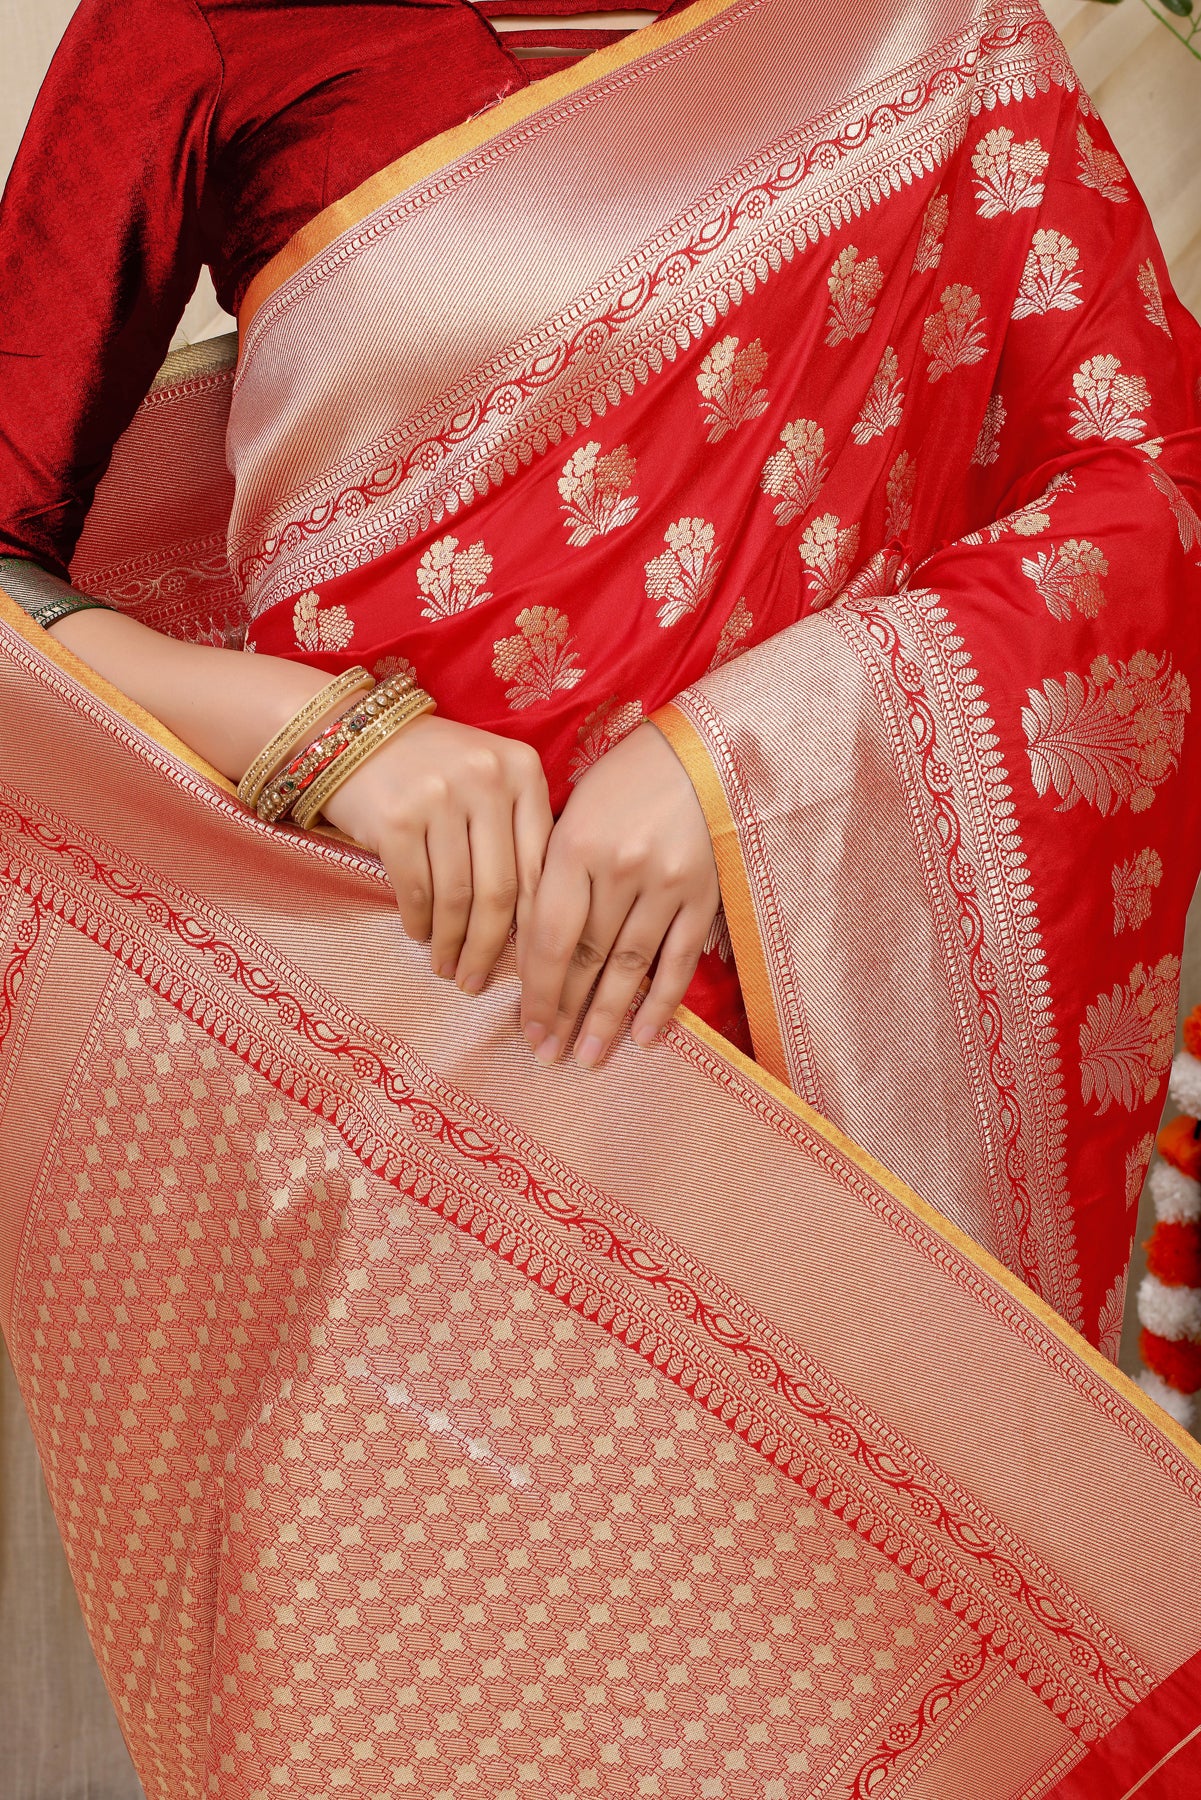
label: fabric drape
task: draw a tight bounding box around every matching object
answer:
[3,1,1201,1795]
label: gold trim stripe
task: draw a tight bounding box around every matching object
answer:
[652,701,790,1085]
[238,0,742,335]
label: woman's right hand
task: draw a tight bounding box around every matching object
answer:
[321,715,554,994]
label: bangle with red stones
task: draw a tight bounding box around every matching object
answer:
[257,672,422,824]
[238,665,375,808]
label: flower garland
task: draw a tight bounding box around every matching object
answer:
[1137,1002,1201,1431]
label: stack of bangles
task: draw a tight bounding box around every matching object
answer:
[236,665,436,828]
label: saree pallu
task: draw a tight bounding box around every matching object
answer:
[230,0,1201,1348]
[4,0,1201,1794]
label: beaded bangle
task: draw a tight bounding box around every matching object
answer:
[30,595,114,632]
[237,665,375,808]
[292,689,437,830]
[256,672,418,822]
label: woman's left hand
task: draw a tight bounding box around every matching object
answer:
[518,721,720,1067]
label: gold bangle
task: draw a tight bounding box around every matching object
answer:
[237,666,375,807]
[256,672,416,824]
[292,690,437,830]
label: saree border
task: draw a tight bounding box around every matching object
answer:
[1,579,1195,1478]
[7,594,1201,1756]
[833,590,1079,1327]
[651,701,792,1085]
[0,777,1155,1734]
[237,0,751,335]
[228,1,1080,611]
[1045,1644,1201,1799]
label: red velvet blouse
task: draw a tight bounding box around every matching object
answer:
[0,1,669,578]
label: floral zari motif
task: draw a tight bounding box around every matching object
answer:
[416,534,493,619]
[1077,121,1129,204]
[1112,848,1163,935]
[1069,356,1152,443]
[760,420,830,525]
[922,286,988,382]
[568,696,644,782]
[558,442,640,545]
[799,514,860,610]
[971,127,1049,216]
[1012,230,1083,319]
[492,607,586,710]
[1023,650,1191,815]
[852,346,905,445]
[825,246,884,346]
[695,337,770,442]
[292,589,354,652]
[1080,954,1181,1114]
[1021,538,1108,621]
[971,395,1006,467]
[911,192,948,272]
[708,596,754,671]
[645,518,722,628]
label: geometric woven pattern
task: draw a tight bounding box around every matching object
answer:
[14,974,977,1798]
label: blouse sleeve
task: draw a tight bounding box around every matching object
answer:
[0,0,221,579]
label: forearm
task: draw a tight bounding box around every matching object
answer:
[1,559,330,783]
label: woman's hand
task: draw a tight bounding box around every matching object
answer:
[323,716,553,993]
[518,722,719,1067]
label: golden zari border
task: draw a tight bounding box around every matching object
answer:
[651,699,791,1086]
[3,581,1199,1471]
[238,0,744,334]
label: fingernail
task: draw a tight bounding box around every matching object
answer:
[534,1034,561,1065]
[460,972,485,996]
[575,1034,604,1069]
[436,962,456,980]
[524,1020,547,1049]
[631,1021,659,1048]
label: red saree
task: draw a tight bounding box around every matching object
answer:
[4,0,1201,1794]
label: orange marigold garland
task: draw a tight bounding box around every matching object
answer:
[1137,1001,1201,1433]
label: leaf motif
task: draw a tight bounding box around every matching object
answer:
[1023,651,1190,816]
[1137,260,1171,335]
[1096,1272,1127,1363]
[1080,955,1180,1114]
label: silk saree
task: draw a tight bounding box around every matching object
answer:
[4,0,1201,1794]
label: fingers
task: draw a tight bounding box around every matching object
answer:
[513,778,554,945]
[573,896,674,1068]
[628,903,712,1048]
[518,847,594,1062]
[426,811,474,979]
[378,826,434,944]
[455,808,520,996]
